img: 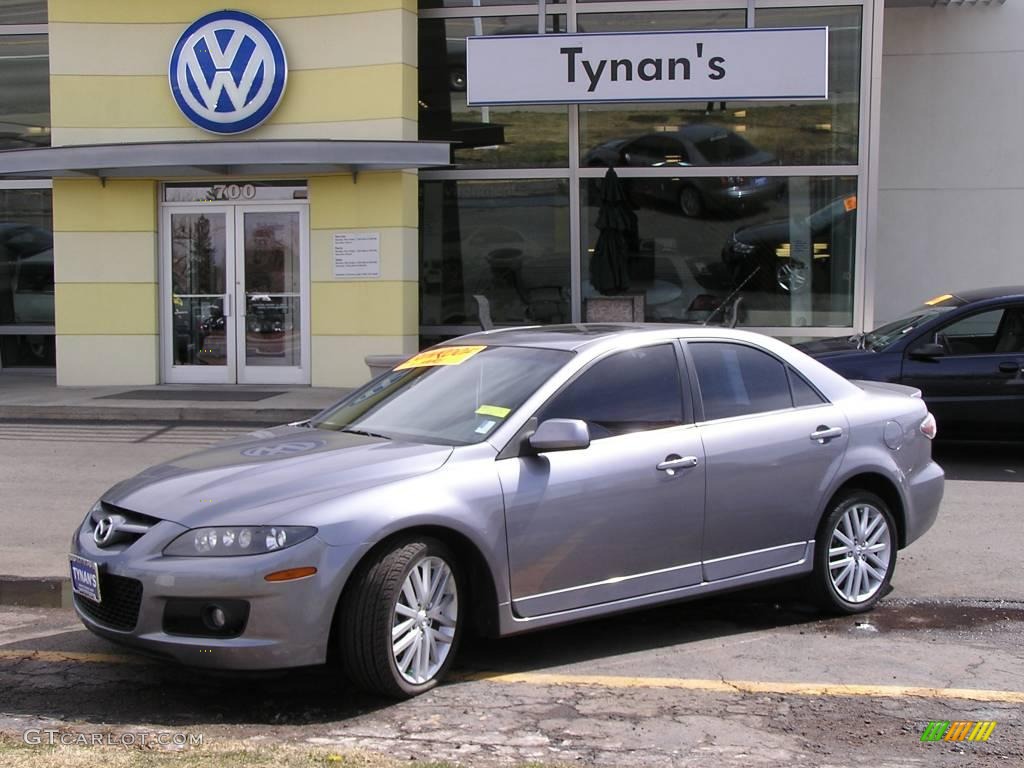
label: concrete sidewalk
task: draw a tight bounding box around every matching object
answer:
[0,371,352,425]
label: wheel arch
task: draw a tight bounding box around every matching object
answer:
[821,471,907,548]
[333,524,502,642]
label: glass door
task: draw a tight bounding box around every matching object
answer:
[162,206,235,384]
[235,205,309,385]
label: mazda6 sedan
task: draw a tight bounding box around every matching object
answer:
[70,325,944,698]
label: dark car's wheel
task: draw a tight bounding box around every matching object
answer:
[679,186,705,218]
[811,491,896,614]
[339,538,463,698]
[776,259,810,293]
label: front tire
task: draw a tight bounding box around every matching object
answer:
[339,538,463,698]
[811,491,896,614]
[679,186,705,218]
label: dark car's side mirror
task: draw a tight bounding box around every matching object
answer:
[910,342,946,360]
[528,419,591,453]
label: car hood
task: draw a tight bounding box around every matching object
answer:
[101,425,454,528]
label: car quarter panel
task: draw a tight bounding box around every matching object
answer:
[827,388,944,549]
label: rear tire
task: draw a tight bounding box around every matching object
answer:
[679,186,705,218]
[338,538,464,698]
[810,491,896,614]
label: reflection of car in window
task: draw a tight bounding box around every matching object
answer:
[582,125,784,218]
[721,193,857,294]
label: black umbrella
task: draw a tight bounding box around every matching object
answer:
[589,167,638,296]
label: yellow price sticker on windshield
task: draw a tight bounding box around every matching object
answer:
[924,294,953,306]
[476,404,511,419]
[395,345,486,370]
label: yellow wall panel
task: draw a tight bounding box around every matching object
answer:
[57,335,159,386]
[49,0,416,23]
[54,232,158,284]
[311,334,417,387]
[50,12,414,76]
[309,172,417,230]
[55,284,158,335]
[311,281,417,336]
[51,66,415,129]
[53,179,156,233]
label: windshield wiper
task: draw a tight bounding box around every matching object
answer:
[847,332,867,350]
[341,428,392,440]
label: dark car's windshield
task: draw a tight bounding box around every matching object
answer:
[863,296,965,350]
[311,345,571,446]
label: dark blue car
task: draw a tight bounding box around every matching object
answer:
[796,287,1024,441]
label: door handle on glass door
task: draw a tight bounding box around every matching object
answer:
[810,426,843,443]
[656,455,699,475]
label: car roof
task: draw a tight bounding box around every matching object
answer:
[445,323,782,353]
[950,286,1024,303]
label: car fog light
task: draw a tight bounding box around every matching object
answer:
[205,606,227,630]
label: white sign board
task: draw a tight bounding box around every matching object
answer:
[333,232,381,279]
[467,28,828,106]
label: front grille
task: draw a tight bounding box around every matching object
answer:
[86,503,161,550]
[74,573,143,631]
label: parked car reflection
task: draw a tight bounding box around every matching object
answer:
[721,193,857,294]
[583,126,784,218]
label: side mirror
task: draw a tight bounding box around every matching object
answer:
[528,419,591,453]
[910,342,945,360]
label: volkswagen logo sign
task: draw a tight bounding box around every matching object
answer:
[169,10,287,134]
[93,516,118,548]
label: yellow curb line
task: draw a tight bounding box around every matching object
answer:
[3,651,1022,704]
[456,672,1024,704]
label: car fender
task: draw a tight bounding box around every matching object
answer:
[819,443,912,540]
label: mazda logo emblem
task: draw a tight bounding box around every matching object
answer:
[93,516,118,547]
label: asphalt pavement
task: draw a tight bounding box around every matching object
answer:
[0,426,1021,766]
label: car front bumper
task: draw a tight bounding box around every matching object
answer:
[70,519,365,670]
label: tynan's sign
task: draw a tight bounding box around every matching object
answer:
[169,10,288,134]
[466,28,828,106]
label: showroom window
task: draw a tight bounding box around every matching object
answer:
[419,0,874,340]
[0,0,51,369]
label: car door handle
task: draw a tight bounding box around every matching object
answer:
[998,361,1022,374]
[657,455,699,475]
[810,426,843,443]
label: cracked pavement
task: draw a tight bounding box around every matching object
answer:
[1,437,1022,765]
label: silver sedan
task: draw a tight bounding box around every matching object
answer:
[70,326,944,698]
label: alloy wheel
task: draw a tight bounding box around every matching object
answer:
[827,503,892,603]
[391,555,459,685]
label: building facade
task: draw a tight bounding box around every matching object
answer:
[0,0,1018,387]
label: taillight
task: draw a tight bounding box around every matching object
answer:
[920,412,937,440]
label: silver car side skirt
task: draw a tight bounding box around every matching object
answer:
[500,541,814,636]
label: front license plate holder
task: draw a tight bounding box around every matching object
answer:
[69,554,102,603]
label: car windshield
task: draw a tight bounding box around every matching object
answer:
[863,299,964,350]
[310,345,572,446]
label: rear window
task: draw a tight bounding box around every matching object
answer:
[694,133,757,163]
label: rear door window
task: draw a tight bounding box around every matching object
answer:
[689,342,792,421]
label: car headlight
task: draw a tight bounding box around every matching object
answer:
[163,526,317,557]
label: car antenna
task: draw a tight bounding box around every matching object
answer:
[704,266,760,327]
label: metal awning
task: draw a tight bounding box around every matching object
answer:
[0,139,452,180]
